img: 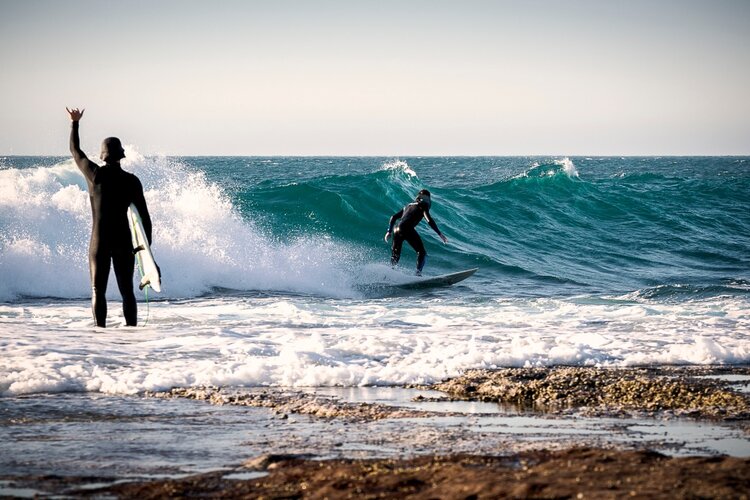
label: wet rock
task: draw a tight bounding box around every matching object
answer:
[144,387,437,421]
[62,448,750,499]
[432,366,750,419]
[242,453,315,470]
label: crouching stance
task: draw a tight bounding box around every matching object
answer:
[384,189,448,275]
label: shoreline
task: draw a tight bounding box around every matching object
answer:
[2,366,749,497]
[12,448,749,499]
[146,365,750,422]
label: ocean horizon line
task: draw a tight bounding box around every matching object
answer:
[3,153,750,159]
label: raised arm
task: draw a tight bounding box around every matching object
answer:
[66,107,97,182]
[424,209,448,243]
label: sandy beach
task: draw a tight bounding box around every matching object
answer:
[2,366,748,498]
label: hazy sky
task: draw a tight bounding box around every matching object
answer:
[1,0,749,155]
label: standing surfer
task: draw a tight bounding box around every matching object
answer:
[384,189,448,275]
[66,107,153,327]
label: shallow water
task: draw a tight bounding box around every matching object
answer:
[1,390,747,482]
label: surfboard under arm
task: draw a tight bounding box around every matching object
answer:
[127,203,161,293]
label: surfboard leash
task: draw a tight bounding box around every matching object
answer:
[135,256,151,327]
[130,213,151,327]
[135,252,151,327]
[142,284,150,327]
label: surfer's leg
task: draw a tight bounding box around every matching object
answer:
[391,229,405,266]
[417,254,428,275]
[405,231,427,275]
[113,250,137,326]
[89,246,110,327]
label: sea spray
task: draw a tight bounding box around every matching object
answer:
[0,154,364,300]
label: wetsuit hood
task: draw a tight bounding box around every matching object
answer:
[100,137,126,163]
[415,190,431,210]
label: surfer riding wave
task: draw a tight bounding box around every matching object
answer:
[385,189,448,275]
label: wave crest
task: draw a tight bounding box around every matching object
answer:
[380,159,418,178]
[519,157,580,179]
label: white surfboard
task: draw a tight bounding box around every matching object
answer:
[127,203,161,293]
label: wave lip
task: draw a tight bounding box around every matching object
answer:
[516,157,580,180]
[380,158,418,178]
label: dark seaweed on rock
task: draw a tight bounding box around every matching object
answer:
[432,367,750,419]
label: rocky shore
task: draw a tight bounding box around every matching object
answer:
[430,366,750,420]
[146,365,750,421]
[2,366,749,498]
[9,448,750,498]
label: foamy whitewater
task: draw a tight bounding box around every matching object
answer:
[1,155,749,396]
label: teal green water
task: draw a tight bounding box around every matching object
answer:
[1,155,748,301]
[189,156,750,299]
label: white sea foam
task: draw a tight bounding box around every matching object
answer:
[0,154,360,301]
[517,158,579,180]
[1,294,748,396]
[381,159,418,178]
[555,157,580,178]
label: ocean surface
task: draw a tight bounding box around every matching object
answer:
[1,155,749,396]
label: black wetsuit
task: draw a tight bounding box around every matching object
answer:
[388,197,443,274]
[70,121,152,327]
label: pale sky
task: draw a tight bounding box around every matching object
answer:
[1,0,749,155]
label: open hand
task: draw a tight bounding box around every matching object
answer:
[66,107,85,121]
